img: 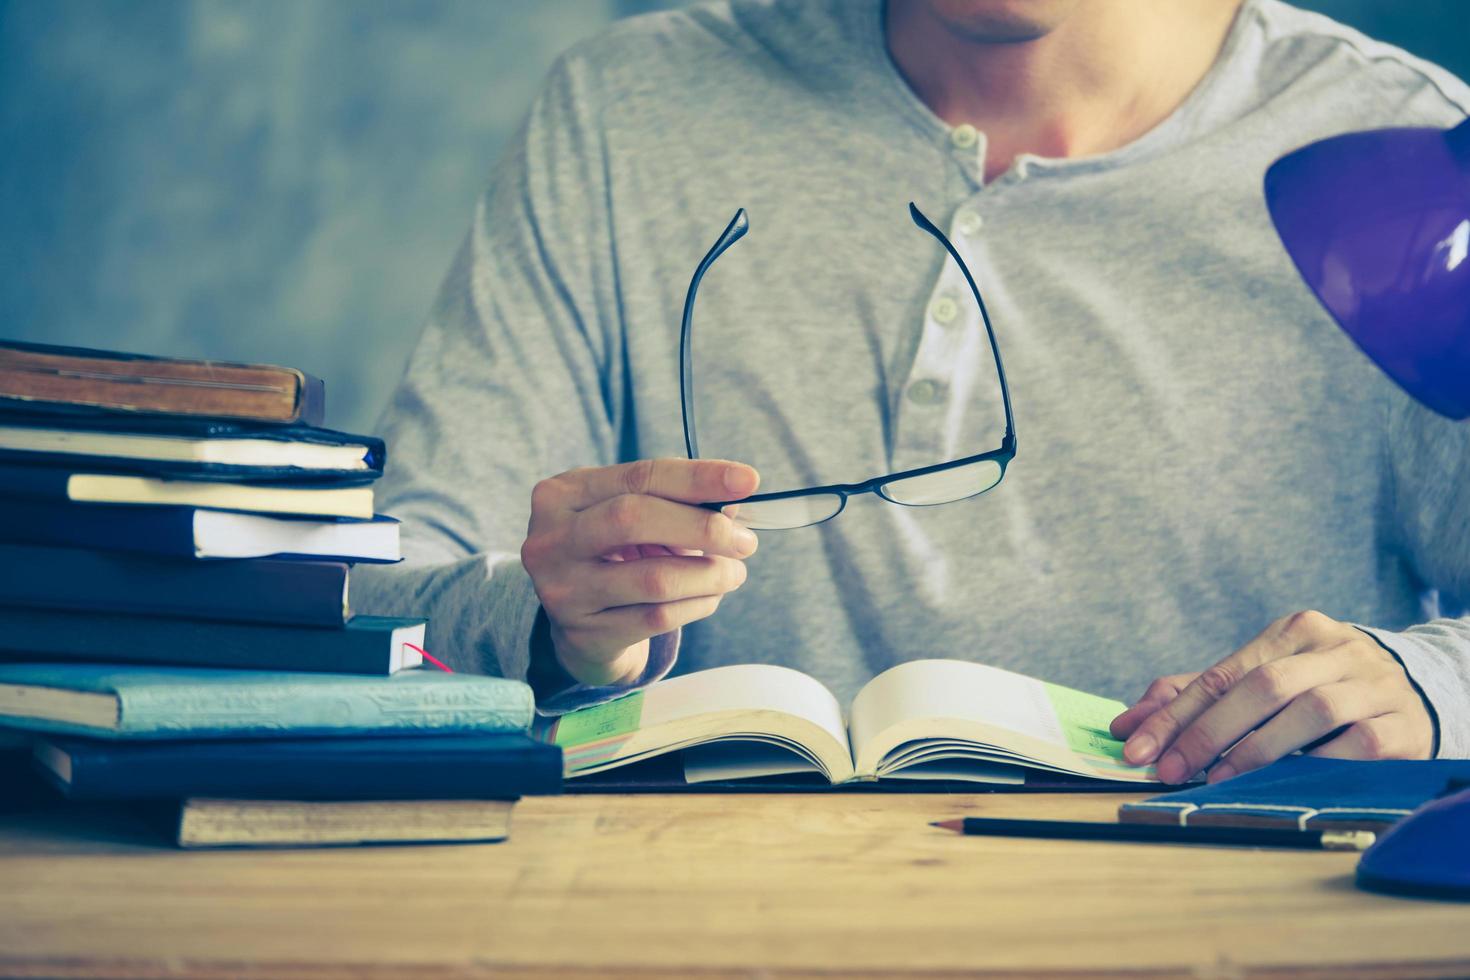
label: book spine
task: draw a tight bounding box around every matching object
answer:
[114,680,533,738]
[0,545,349,627]
[0,499,196,557]
[53,738,564,801]
[1116,802,1197,826]
[1116,802,1403,833]
[0,608,422,675]
[0,466,73,502]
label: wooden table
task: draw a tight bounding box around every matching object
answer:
[1,791,1465,979]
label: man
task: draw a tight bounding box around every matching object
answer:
[355,0,1470,782]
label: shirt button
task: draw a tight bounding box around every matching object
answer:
[929,296,959,325]
[906,379,945,406]
[956,210,983,237]
[950,124,979,150]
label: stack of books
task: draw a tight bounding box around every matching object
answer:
[0,341,561,847]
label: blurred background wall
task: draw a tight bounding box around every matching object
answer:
[2,0,1466,432]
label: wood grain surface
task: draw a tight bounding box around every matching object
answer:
[1,791,1465,979]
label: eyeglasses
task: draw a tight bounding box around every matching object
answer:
[680,202,1016,530]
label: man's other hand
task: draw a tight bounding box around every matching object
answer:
[1109,610,1436,784]
[520,458,760,686]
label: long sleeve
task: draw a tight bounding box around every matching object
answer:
[351,51,676,711]
[1360,392,1470,758]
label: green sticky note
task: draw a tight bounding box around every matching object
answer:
[552,691,645,747]
[1044,682,1128,762]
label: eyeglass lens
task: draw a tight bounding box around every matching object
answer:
[877,458,1005,506]
[724,493,846,530]
[723,456,1005,530]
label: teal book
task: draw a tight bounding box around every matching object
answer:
[0,664,533,740]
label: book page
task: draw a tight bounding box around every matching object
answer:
[848,659,1152,782]
[681,740,834,783]
[549,664,854,783]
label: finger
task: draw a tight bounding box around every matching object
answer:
[584,594,724,648]
[587,555,747,611]
[559,458,760,511]
[1307,713,1425,762]
[573,493,758,559]
[601,545,698,561]
[1110,674,1197,739]
[1155,650,1349,783]
[638,545,705,558]
[1122,613,1328,767]
[1205,679,1381,782]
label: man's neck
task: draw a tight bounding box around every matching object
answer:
[885,0,1244,182]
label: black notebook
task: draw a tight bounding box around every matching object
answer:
[0,544,350,626]
[0,414,384,483]
[33,732,563,801]
[0,463,373,518]
[0,607,425,675]
[0,499,400,562]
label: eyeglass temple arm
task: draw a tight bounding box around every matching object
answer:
[907,202,1017,449]
[680,208,749,459]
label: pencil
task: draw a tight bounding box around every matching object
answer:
[930,817,1376,851]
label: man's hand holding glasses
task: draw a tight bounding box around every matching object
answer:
[520,458,760,686]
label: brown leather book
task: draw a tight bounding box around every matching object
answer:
[0,341,325,425]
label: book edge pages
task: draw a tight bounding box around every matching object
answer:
[0,684,119,731]
[176,798,515,848]
[68,474,373,519]
[392,623,427,673]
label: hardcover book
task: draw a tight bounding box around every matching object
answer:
[0,464,374,518]
[544,660,1159,787]
[0,664,532,739]
[0,499,400,561]
[0,609,425,675]
[33,732,563,800]
[0,340,326,426]
[0,421,382,482]
[0,545,352,626]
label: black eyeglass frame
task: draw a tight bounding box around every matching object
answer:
[679,202,1017,526]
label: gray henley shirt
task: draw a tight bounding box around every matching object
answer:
[354,0,1470,757]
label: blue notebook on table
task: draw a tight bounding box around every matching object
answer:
[1118,756,1470,831]
[32,732,563,801]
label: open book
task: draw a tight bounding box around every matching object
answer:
[544,660,1158,786]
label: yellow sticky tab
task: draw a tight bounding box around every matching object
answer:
[552,691,645,747]
[1044,682,1128,762]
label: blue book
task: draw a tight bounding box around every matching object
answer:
[0,609,423,675]
[0,664,533,739]
[1118,756,1470,831]
[32,732,563,801]
[0,544,352,627]
[0,498,400,562]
